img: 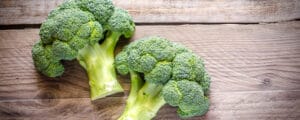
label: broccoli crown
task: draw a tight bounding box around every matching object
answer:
[32,0,135,77]
[115,36,210,118]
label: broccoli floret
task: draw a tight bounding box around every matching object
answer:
[32,0,135,100]
[115,36,210,119]
[163,80,210,118]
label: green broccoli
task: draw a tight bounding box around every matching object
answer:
[115,36,210,119]
[31,0,135,100]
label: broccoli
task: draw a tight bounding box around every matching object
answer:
[31,0,135,100]
[115,36,210,119]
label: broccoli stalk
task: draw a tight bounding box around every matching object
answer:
[78,32,122,100]
[115,37,211,119]
[118,71,166,120]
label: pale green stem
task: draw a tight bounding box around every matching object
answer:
[118,80,166,120]
[78,32,123,100]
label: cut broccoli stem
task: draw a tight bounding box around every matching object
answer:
[124,71,144,109]
[78,32,123,101]
[118,74,166,120]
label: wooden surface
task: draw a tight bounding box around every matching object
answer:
[1,22,300,119]
[1,0,300,120]
[1,0,300,25]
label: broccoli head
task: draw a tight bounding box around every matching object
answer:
[115,36,210,119]
[31,0,135,100]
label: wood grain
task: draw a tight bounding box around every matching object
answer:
[0,0,300,25]
[0,22,300,100]
[0,91,299,120]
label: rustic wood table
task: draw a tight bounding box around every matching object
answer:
[0,0,300,120]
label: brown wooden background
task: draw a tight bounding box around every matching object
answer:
[0,0,300,120]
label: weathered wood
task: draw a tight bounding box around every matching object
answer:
[0,91,299,120]
[0,22,300,100]
[0,0,300,25]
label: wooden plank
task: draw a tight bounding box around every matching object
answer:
[0,22,300,100]
[0,0,300,25]
[0,91,299,120]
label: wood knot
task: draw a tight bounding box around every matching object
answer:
[36,90,56,99]
[35,91,59,107]
[261,78,272,87]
